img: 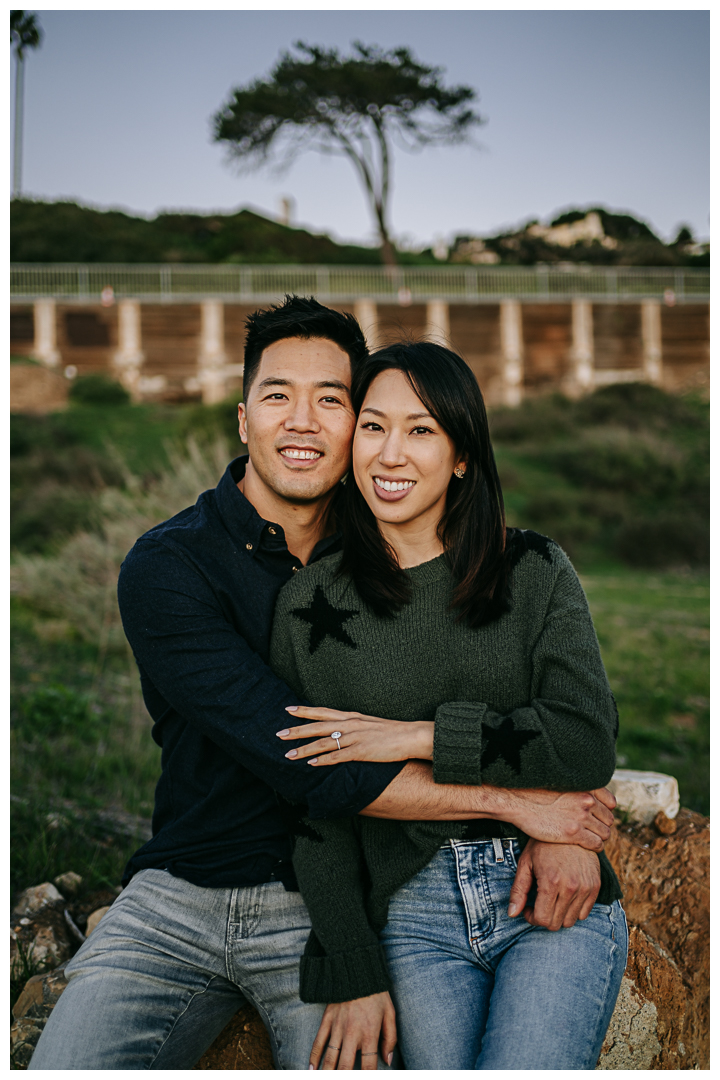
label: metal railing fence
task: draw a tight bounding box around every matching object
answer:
[10,263,709,304]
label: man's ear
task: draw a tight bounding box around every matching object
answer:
[238,402,248,444]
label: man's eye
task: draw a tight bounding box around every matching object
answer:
[265,393,288,400]
[320,396,342,404]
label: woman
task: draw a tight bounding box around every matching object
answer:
[270,341,627,1070]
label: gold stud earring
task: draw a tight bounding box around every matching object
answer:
[454,468,465,478]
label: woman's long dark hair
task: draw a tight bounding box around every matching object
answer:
[339,341,513,629]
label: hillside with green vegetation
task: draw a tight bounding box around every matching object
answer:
[10,382,708,917]
[10,198,435,265]
[11,198,707,267]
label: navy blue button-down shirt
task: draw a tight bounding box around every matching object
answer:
[118,457,403,889]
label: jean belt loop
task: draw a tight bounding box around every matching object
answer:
[492,837,505,863]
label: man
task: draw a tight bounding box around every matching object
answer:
[30,296,615,1070]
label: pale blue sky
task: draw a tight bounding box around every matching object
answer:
[14,9,709,248]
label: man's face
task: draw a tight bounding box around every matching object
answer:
[238,336,354,504]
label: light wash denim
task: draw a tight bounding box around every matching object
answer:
[30,867,386,1071]
[380,840,628,1070]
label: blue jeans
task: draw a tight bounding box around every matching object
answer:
[29,868,338,1070]
[380,840,627,1070]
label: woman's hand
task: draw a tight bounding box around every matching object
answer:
[309,991,396,1070]
[277,706,434,765]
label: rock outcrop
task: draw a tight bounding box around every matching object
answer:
[597,808,709,1069]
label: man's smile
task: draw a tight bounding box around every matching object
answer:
[279,445,324,465]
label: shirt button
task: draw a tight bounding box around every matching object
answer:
[268,527,277,535]
[292,566,300,573]
[246,543,253,551]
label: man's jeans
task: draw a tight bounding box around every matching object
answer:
[30,868,329,1069]
[380,840,628,1070]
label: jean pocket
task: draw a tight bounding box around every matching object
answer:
[592,903,614,914]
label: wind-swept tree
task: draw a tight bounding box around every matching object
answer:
[11,10,43,198]
[213,42,482,265]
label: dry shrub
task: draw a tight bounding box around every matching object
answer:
[11,436,232,649]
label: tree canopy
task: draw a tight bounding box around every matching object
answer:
[213,41,482,265]
[10,10,42,58]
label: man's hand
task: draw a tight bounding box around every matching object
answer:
[508,839,602,931]
[309,992,396,1071]
[506,787,616,851]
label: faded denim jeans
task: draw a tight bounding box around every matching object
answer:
[29,868,339,1070]
[380,840,628,1070]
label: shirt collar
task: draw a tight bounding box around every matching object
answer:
[214,456,342,561]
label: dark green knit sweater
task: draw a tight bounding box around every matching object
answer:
[269,529,622,1004]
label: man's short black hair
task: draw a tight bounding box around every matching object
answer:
[243,295,368,395]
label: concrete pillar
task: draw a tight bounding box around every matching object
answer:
[570,300,595,394]
[500,301,523,407]
[354,298,380,351]
[31,299,61,367]
[113,299,145,401]
[641,301,663,385]
[198,300,229,405]
[425,300,450,346]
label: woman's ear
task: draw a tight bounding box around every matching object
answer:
[454,461,468,479]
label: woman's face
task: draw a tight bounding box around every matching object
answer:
[353,368,465,534]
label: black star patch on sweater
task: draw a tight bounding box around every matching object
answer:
[290,585,360,655]
[481,717,541,774]
[507,528,557,570]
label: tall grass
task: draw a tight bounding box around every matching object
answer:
[11,436,231,649]
[11,436,233,897]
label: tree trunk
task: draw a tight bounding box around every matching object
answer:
[374,199,397,268]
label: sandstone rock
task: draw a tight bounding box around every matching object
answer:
[10,965,68,1069]
[85,906,110,936]
[194,1001,274,1070]
[53,872,83,897]
[607,769,679,825]
[601,809,709,1069]
[605,810,709,1004]
[597,926,691,1069]
[13,883,64,917]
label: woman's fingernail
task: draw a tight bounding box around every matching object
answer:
[276,729,290,737]
[388,1052,393,1066]
[285,749,298,759]
[286,705,299,712]
[508,903,518,916]
[308,1065,314,1071]
[308,758,318,765]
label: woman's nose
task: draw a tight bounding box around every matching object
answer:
[378,434,407,466]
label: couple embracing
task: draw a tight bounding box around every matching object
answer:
[31,296,627,1071]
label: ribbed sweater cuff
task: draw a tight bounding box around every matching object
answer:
[433,701,487,785]
[299,942,393,1004]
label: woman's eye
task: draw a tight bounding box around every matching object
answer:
[411,426,433,435]
[360,421,383,432]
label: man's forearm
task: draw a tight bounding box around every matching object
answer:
[359,761,615,851]
[359,761,514,820]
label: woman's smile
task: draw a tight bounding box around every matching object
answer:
[372,475,417,500]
